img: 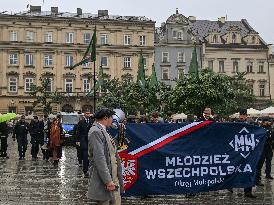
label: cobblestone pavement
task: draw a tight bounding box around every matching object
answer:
[1,136,274,205]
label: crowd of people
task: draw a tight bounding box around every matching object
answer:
[0,107,274,204]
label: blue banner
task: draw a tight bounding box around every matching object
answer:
[118,122,266,196]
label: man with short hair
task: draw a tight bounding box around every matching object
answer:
[77,112,93,176]
[29,116,43,160]
[13,115,29,160]
[87,108,124,205]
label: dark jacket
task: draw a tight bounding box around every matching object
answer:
[13,120,29,138]
[29,120,43,136]
[77,117,93,148]
[0,122,9,137]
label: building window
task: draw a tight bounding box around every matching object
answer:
[233,61,239,73]
[252,36,256,44]
[65,55,73,67]
[178,68,184,79]
[249,84,254,95]
[45,78,53,92]
[162,67,169,80]
[83,33,91,44]
[177,52,185,63]
[44,54,53,66]
[258,62,264,73]
[124,35,131,45]
[124,57,131,68]
[25,77,34,92]
[8,77,17,92]
[26,31,34,42]
[25,54,33,66]
[212,35,218,43]
[218,61,224,73]
[66,32,74,43]
[140,35,146,46]
[208,60,213,70]
[100,56,108,67]
[162,52,169,63]
[177,32,183,40]
[232,34,236,43]
[9,53,18,65]
[83,61,91,68]
[10,31,17,41]
[259,84,265,97]
[65,79,73,92]
[8,106,17,113]
[100,34,108,45]
[247,62,253,73]
[143,58,147,69]
[172,30,183,40]
[44,32,53,42]
[83,79,91,94]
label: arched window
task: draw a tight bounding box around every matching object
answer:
[232,34,237,43]
[212,35,218,43]
[252,36,256,44]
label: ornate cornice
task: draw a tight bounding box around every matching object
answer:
[80,72,94,79]
[6,71,19,76]
[41,72,54,77]
[63,72,76,78]
[23,71,36,77]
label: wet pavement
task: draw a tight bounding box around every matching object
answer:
[1,136,274,205]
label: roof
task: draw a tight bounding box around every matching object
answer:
[0,11,153,23]
[156,12,267,46]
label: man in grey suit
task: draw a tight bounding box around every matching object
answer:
[87,108,124,205]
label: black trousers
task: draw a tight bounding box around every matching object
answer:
[81,147,89,173]
[0,136,8,156]
[265,149,273,177]
[17,137,28,158]
[76,144,83,164]
[31,135,40,158]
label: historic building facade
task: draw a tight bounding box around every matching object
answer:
[155,9,201,87]
[155,10,271,106]
[0,6,155,114]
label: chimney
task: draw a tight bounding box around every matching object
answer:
[98,10,108,17]
[268,45,273,56]
[51,7,58,14]
[30,6,41,13]
[218,17,226,24]
[188,16,196,22]
[77,8,82,16]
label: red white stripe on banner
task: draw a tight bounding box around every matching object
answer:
[128,121,213,158]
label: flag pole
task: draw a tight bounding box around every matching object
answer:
[93,60,96,113]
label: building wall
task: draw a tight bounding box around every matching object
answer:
[203,46,270,99]
[0,13,155,114]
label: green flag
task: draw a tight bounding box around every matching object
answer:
[149,63,158,89]
[86,65,104,96]
[189,45,199,77]
[137,52,145,88]
[70,27,96,70]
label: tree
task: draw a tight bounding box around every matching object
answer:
[188,45,199,77]
[29,77,62,114]
[170,69,255,116]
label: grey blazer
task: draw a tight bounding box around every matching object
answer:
[87,122,124,201]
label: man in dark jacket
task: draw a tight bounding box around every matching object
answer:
[76,112,93,176]
[0,121,9,158]
[13,115,29,160]
[29,116,43,160]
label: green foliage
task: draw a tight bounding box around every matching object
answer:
[29,77,62,114]
[170,69,255,116]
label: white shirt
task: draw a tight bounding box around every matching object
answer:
[97,122,106,131]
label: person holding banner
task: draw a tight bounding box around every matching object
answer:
[236,109,258,198]
[87,108,124,205]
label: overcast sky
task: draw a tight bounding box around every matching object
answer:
[1,0,273,44]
